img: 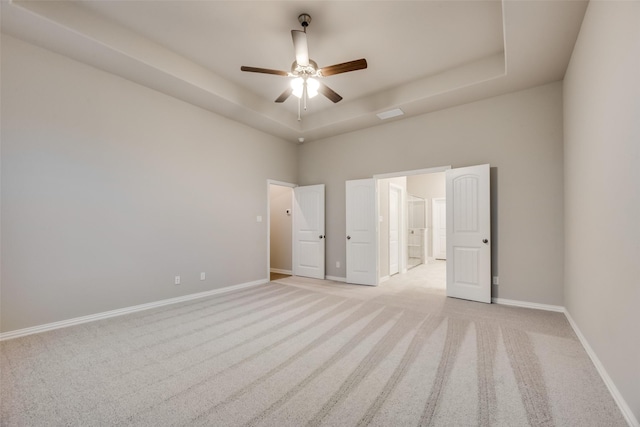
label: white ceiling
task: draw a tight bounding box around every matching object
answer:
[1,0,588,143]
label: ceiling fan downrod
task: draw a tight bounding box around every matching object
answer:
[298,13,311,32]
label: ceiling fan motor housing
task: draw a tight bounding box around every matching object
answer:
[292,59,318,76]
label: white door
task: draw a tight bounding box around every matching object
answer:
[446,164,491,303]
[346,179,377,286]
[432,198,447,260]
[389,185,401,275]
[293,184,325,279]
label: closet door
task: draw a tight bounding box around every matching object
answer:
[346,179,377,286]
[293,185,325,279]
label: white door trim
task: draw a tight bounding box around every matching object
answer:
[266,180,296,281]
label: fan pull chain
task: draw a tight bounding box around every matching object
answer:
[297,97,301,121]
[303,83,308,111]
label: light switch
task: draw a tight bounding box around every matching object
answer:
[257,216,262,222]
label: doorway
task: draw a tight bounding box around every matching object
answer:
[406,171,446,289]
[407,194,426,269]
[268,181,294,281]
[349,164,491,302]
[376,168,447,289]
[267,180,326,282]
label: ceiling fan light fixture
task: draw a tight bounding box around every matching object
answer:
[291,77,304,98]
[291,77,319,99]
[306,78,319,98]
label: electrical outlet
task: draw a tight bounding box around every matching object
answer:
[200,272,206,281]
[492,276,499,285]
[175,276,181,285]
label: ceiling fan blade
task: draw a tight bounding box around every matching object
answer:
[291,30,309,67]
[275,87,293,103]
[318,82,343,103]
[319,58,368,77]
[241,66,288,76]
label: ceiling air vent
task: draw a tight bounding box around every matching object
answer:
[376,108,404,120]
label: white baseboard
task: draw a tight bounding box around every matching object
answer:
[379,275,390,283]
[564,310,639,427]
[325,275,346,283]
[270,268,292,275]
[0,278,268,342]
[491,297,565,312]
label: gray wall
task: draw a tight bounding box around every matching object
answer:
[269,185,293,272]
[563,1,640,422]
[1,36,297,332]
[298,82,565,306]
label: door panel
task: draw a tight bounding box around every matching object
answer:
[446,164,491,303]
[346,179,377,285]
[293,185,325,279]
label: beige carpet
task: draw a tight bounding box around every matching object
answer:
[1,277,627,426]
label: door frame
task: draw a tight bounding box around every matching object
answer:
[266,179,296,281]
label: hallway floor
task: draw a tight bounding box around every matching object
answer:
[388,259,446,291]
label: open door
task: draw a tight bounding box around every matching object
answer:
[346,179,377,285]
[446,164,491,303]
[293,184,325,279]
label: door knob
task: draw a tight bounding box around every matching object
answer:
[347,235,351,240]
[319,235,325,239]
[482,239,489,244]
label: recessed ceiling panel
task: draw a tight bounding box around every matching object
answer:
[77,1,505,113]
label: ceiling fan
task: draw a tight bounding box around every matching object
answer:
[241,13,367,119]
